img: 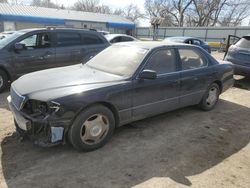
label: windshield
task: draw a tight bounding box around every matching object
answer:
[0,31,25,49]
[86,45,148,77]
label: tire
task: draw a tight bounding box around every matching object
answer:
[0,70,8,93]
[68,105,115,152]
[199,83,220,111]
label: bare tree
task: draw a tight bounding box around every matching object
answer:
[163,0,194,26]
[114,4,144,23]
[144,0,176,26]
[190,0,229,26]
[31,0,62,8]
[72,0,112,14]
[219,0,250,26]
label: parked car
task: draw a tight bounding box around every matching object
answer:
[224,35,250,76]
[0,28,110,92]
[164,36,211,53]
[105,34,138,44]
[98,30,110,35]
[8,42,234,151]
[0,31,15,40]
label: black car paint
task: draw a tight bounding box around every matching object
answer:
[0,28,109,81]
[8,43,234,146]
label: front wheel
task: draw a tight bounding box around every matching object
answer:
[199,83,220,111]
[68,105,115,152]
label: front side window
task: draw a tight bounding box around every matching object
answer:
[144,49,176,75]
[19,33,51,50]
[179,49,207,70]
[57,32,81,47]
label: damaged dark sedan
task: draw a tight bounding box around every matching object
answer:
[8,42,234,151]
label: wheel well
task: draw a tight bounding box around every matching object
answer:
[0,67,11,81]
[213,80,222,93]
[82,102,120,127]
[98,102,120,127]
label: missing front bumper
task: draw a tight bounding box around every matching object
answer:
[8,96,70,147]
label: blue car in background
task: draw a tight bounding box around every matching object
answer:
[164,36,211,53]
[225,35,250,76]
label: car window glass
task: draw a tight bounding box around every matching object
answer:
[179,49,207,70]
[110,36,121,43]
[83,34,104,45]
[236,38,250,49]
[57,32,81,47]
[19,33,51,50]
[192,39,201,45]
[122,36,133,42]
[185,40,192,44]
[144,49,176,75]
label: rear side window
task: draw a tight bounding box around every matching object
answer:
[236,38,250,49]
[121,36,134,42]
[56,32,81,47]
[144,49,176,75]
[110,37,121,43]
[83,34,104,45]
[179,49,207,70]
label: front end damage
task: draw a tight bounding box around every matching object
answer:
[7,88,72,147]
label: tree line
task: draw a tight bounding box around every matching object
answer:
[0,0,249,26]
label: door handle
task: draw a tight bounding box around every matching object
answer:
[38,52,53,60]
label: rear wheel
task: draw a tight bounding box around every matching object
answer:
[68,105,115,151]
[0,70,8,93]
[199,83,220,111]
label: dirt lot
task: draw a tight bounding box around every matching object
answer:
[0,52,250,188]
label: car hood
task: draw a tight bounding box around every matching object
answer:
[12,64,127,100]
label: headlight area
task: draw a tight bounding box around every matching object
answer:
[18,100,71,147]
[23,100,62,117]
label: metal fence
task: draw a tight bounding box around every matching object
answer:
[135,26,250,42]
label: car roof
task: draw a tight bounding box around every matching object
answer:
[166,36,201,40]
[114,41,192,50]
[17,28,99,33]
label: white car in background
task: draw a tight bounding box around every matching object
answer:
[0,31,15,40]
[105,34,138,44]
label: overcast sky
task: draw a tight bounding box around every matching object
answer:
[49,0,149,26]
[23,0,249,26]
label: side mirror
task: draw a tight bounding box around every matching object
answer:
[139,69,157,80]
[14,43,25,51]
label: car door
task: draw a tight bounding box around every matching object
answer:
[132,48,180,120]
[55,31,85,67]
[12,32,55,77]
[178,47,213,107]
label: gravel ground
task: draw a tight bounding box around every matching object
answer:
[0,52,249,188]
